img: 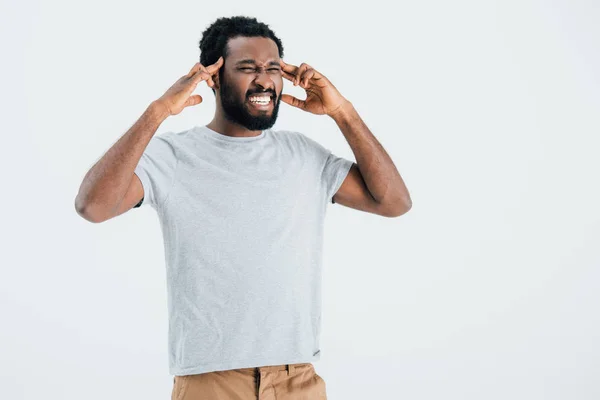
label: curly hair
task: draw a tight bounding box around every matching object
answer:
[198,16,285,95]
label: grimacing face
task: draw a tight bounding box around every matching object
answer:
[217,36,284,131]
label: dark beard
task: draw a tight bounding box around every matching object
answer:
[219,79,281,131]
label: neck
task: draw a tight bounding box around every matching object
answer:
[206,104,263,138]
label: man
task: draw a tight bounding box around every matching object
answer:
[75,15,411,400]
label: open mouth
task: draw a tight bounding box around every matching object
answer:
[247,94,274,110]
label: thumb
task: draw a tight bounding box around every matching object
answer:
[185,95,203,108]
[281,94,304,110]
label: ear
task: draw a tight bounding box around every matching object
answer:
[211,70,221,90]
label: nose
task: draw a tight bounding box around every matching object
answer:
[253,69,275,91]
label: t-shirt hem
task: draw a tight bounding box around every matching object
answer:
[330,158,354,204]
[170,352,321,376]
[133,168,151,208]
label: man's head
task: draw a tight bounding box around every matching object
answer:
[199,16,285,131]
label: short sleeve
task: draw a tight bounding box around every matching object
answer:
[296,132,354,205]
[322,150,354,204]
[133,133,178,209]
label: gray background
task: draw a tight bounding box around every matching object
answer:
[1,0,599,399]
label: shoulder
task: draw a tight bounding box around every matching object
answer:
[269,129,328,155]
[155,128,191,145]
[146,128,193,154]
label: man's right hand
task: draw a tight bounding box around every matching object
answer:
[155,56,224,116]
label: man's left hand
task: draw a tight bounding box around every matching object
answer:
[279,59,350,118]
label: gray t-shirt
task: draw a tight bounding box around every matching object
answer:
[133,125,353,376]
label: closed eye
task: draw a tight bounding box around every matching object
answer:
[238,68,282,72]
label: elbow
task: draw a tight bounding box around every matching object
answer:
[74,197,107,223]
[375,185,412,218]
[380,197,412,218]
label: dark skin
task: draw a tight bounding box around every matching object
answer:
[202,36,411,217]
[75,36,410,222]
[278,58,412,216]
[206,36,283,138]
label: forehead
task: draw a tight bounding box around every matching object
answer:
[226,36,280,64]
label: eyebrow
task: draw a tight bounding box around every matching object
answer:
[235,59,280,67]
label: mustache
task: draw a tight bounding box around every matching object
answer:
[247,91,276,98]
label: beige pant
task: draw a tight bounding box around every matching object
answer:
[171,362,327,399]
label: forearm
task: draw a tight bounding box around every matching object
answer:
[330,101,412,209]
[74,101,170,219]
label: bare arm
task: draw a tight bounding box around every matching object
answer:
[74,101,170,223]
[330,101,412,217]
[278,59,411,218]
[74,57,224,223]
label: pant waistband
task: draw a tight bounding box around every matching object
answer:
[173,362,313,380]
[238,362,313,376]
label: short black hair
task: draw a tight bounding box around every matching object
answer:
[198,16,285,95]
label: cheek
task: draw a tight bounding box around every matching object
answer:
[223,72,243,89]
[234,77,254,96]
[275,76,284,93]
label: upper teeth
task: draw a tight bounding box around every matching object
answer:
[250,96,270,103]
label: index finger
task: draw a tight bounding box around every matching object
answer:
[188,62,201,76]
[206,56,224,74]
[279,59,298,75]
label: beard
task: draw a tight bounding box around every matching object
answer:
[218,78,282,131]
